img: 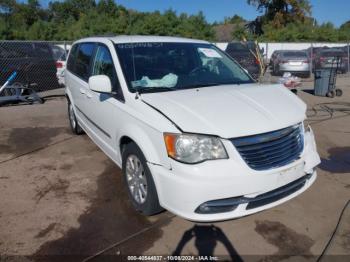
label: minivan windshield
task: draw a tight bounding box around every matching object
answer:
[115,42,253,93]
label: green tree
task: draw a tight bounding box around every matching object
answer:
[0,0,346,42]
[339,21,350,41]
[224,14,246,25]
[313,22,339,42]
[247,0,311,28]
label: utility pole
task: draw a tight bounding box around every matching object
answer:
[348,39,350,73]
[310,43,313,75]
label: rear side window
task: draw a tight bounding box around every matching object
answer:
[0,42,33,58]
[226,43,248,52]
[51,45,65,61]
[74,43,95,80]
[283,52,307,58]
[34,43,54,59]
[321,51,345,57]
[67,44,78,72]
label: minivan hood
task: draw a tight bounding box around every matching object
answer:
[141,84,306,138]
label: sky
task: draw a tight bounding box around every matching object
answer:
[37,0,349,27]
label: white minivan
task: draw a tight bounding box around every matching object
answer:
[65,36,320,222]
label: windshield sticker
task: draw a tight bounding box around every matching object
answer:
[118,43,164,49]
[198,48,222,58]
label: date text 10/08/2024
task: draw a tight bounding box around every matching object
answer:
[127,255,219,261]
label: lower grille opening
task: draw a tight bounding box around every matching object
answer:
[194,174,311,214]
[246,174,310,210]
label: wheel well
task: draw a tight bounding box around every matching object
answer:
[120,136,134,155]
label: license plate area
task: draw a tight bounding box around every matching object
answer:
[289,61,302,66]
[277,162,304,184]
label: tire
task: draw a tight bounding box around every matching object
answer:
[336,89,343,97]
[291,89,298,95]
[272,64,277,76]
[122,142,163,215]
[275,65,281,76]
[67,99,84,135]
[326,90,335,98]
[303,72,311,78]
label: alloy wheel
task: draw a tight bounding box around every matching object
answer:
[125,154,148,204]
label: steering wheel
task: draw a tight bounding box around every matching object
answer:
[189,66,210,76]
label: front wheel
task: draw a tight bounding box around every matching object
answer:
[122,142,163,215]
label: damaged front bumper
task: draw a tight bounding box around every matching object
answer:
[149,127,321,222]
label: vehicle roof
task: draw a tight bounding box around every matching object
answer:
[279,50,307,53]
[229,40,256,43]
[75,35,209,44]
[320,48,344,53]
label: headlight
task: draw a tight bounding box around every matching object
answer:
[163,133,228,164]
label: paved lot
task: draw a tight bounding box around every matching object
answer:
[0,75,350,261]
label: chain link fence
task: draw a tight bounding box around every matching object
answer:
[216,41,350,77]
[262,42,349,78]
[0,40,72,101]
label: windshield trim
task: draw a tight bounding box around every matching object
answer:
[114,42,255,94]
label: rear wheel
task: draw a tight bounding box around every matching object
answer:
[122,142,163,215]
[272,64,278,75]
[335,89,343,97]
[303,72,311,78]
[68,99,84,135]
[275,65,281,76]
[326,90,335,98]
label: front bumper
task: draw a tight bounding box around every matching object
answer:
[149,128,320,222]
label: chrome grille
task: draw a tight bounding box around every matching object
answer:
[231,124,304,170]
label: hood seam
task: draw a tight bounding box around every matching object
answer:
[141,99,184,133]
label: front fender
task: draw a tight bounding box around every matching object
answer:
[117,123,171,170]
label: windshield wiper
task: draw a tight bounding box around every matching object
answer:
[132,86,176,94]
[180,82,241,90]
[180,83,221,90]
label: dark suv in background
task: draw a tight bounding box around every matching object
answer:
[0,41,60,91]
[314,49,348,73]
[225,41,262,79]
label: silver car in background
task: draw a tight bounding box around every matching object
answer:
[272,50,310,77]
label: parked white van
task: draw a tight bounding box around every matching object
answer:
[65,36,320,222]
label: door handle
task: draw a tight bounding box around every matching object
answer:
[79,88,86,94]
[86,92,93,99]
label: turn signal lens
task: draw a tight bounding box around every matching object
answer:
[164,133,177,158]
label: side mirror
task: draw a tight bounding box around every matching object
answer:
[88,75,112,93]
